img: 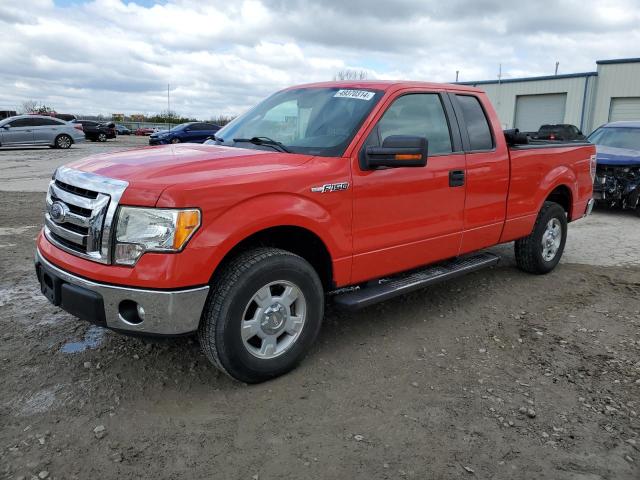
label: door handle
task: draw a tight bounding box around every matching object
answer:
[449,170,465,187]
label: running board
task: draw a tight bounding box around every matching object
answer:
[333,252,500,311]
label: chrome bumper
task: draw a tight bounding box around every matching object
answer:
[35,249,209,335]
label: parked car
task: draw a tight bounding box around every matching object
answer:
[0,115,85,149]
[588,121,640,215]
[134,127,160,136]
[533,124,587,141]
[149,122,221,145]
[73,120,116,142]
[0,110,18,120]
[35,81,595,383]
[115,124,131,135]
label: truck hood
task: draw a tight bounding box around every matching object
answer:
[67,144,313,205]
[595,145,640,166]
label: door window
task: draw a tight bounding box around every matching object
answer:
[455,95,494,151]
[8,118,34,127]
[31,118,64,126]
[366,94,453,155]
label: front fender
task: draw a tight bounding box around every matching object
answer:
[187,193,351,285]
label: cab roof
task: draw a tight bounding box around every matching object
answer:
[284,80,482,93]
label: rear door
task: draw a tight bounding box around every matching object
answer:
[450,93,510,254]
[2,118,35,145]
[350,90,466,283]
[32,117,65,144]
[186,123,211,142]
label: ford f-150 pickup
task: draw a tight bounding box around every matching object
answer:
[35,81,595,383]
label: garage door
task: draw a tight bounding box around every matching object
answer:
[609,97,640,122]
[514,93,567,132]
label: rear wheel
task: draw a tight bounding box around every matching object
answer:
[98,133,107,142]
[55,134,72,149]
[198,248,324,383]
[515,202,567,274]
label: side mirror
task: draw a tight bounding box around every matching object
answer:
[361,135,428,170]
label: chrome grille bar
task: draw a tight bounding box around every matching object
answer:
[44,166,128,264]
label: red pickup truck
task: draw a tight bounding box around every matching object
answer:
[35,81,595,383]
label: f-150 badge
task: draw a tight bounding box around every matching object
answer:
[310,182,349,193]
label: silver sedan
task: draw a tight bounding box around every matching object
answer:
[0,115,85,149]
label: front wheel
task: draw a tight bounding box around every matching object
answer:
[171,137,180,144]
[198,248,324,383]
[515,202,567,274]
[98,133,107,142]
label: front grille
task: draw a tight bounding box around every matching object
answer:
[55,179,99,199]
[44,167,128,263]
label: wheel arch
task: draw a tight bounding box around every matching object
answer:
[210,225,334,290]
[538,166,578,219]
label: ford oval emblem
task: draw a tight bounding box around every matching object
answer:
[50,201,69,223]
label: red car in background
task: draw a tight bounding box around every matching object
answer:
[135,127,158,136]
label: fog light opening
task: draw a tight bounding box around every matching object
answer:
[118,300,145,325]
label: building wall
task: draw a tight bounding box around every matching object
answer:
[461,58,640,135]
[468,76,592,131]
[591,61,640,129]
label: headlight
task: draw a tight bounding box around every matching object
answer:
[114,207,201,266]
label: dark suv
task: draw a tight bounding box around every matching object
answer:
[73,120,116,142]
[534,124,587,142]
[149,122,220,145]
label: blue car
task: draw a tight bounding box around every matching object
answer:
[148,122,220,145]
[588,121,640,215]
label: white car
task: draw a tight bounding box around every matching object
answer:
[0,115,86,149]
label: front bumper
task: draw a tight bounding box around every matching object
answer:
[35,248,209,335]
[149,137,169,145]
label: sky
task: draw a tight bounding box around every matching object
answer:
[1,0,639,119]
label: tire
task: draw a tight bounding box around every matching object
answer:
[514,201,567,274]
[171,137,180,144]
[198,247,324,383]
[98,133,107,142]
[54,134,72,149]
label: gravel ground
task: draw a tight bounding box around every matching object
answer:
[0,142,639,480]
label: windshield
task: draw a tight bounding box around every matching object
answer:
[170,123,191,131]
[215,87,383,156]
[588,127,640,150]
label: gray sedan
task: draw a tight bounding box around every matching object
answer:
[0,115,85,149]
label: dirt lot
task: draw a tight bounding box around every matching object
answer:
[0,140,639,479]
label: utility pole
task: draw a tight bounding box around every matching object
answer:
[455,70,459,82]
[555,61,559,75]
[167,83,171,128]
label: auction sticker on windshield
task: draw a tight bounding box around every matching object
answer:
[333,90,375,100]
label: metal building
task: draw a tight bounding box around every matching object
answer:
[459,57,640,134]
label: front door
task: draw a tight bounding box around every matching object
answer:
[2,118,35,145]
[351,91,466,283]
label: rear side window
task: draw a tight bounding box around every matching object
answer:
[190,123,213,131]
[368,93,453,155]
[455,95,494,151]
[33,118,65,126]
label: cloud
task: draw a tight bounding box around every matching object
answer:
[0,0,639,118]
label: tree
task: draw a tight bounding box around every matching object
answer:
[333,69,368,81]
[20,100,54,115]
[20,100,39,114]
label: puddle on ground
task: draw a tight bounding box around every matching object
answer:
[60,325,105,353]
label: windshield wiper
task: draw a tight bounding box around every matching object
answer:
[232,136,291,153]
